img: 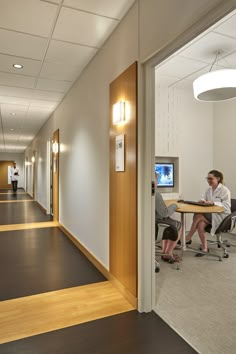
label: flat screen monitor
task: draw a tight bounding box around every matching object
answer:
[155,163,174,187]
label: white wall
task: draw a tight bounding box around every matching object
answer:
[25,0,230,268]
[25,3,139,268]
[213,99,236,198]
[155,77,214,228]
[0,152,25,188]
[155,77,213,199]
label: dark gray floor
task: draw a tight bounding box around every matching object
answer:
[0,193,32,200]
[0,201,52,224]
[0,227,106,300]
[0,311,197,354]
[0,194,197,354]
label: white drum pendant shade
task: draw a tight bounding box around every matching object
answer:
[193,69,236,101]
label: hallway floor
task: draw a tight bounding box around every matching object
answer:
[0,189,197,353]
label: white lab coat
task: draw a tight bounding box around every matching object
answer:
[201,183,231,234]
[10,167,20,181]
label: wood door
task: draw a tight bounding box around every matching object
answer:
[109,62,137,299]
[0,161,14,189]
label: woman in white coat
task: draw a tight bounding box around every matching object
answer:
[185,170,231,256]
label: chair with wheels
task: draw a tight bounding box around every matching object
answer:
[206,199,236,258]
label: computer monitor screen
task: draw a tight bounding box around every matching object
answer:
[155,163,174,187]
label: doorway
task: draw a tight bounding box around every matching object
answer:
[143,7,236,354]
[0,161,14,189]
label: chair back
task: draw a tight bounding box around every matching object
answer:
[215,211,236,234]
[231,199,236,213]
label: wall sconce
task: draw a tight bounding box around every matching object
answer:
[52,141,59,154]
[113,100,126,125]
[31,156,35,163]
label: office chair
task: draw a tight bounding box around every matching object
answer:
[155,221,180,272]
[206,199,236,258]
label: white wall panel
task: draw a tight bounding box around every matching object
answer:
[213,100,236,198]
[25,2,138,268]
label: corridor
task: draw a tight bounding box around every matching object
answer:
[0,189,196,354]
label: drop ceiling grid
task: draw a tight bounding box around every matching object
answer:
[157,9,236,88]
[0,0,135,152]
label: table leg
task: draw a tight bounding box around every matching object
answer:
[181,213,186,250]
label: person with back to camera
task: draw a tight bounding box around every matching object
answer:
[185,170,231,256]
[155,172,183,263]
[10,162,20,194]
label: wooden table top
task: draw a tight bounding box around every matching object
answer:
[165,200,224,214]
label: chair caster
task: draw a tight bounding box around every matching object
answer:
[223,253,229,258]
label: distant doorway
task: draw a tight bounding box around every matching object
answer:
[0,161,14,189]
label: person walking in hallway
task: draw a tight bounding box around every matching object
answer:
[10,162,20,194]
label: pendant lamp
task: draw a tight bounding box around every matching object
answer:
[193,51,236,102]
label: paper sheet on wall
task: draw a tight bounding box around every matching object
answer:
[115,134,125,172]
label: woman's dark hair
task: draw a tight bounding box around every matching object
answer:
[208,170,224,184]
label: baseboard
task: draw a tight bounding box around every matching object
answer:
[35,201,47,214]
[59,223,137,308]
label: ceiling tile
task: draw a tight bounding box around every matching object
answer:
[1,103,28,114]
[53,7,118,48]
[0,29,48,60]
[156,56,207,79]
[213,13,236,40]
[218,50,236,68]
[0,54,41,76]
[46,40,97,65]
[30,99,58,110]
[63,0,136,20]
[179,32,236,64]
[0,85,32,98]
[27,105,53,118]
[0,0,58,37]
[32,89,63,101]
[0,72,36,88]
[0,95,30,105]
[40,61,79,81]
[36,77,72,92]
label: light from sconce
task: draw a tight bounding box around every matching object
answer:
[113,100,125,125]
[52,141,59,154]
[31,156,35,163]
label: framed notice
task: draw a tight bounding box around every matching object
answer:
[115,134,125,172]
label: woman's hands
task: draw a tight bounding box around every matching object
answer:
[200,199,214,205]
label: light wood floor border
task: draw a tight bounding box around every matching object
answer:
[0,199,34,203]
[0,221,58,232]
[0,192,27,195]
[0,281,134,344]
[59,223,137,308]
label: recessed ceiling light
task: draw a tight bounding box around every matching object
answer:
[11,112,16,116]
[10,128,14,131]
[13,64,23,69]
